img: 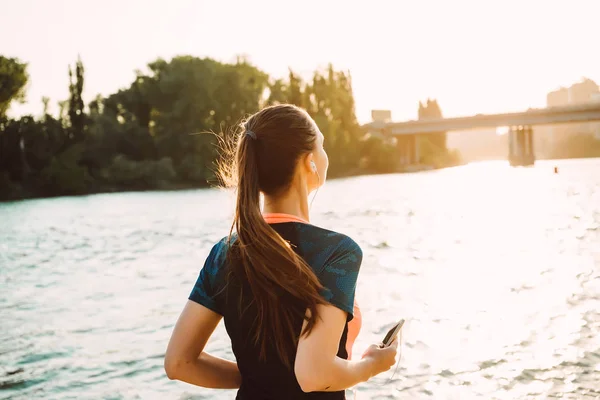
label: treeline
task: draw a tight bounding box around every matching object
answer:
[417,99,461,168]
[0,55,455,201]
[547,133,600,159]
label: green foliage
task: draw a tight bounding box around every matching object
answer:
[276,65,363,177]
[177,153,213,183]
[266,78,288,105]
[0,56,28,118]
[548,133,600,159]
[0,171,23,200]
[39,144,91,195]
[139,56,268,138]
[24,115,66,171]
[419,139,462,168]
[0,117,25,180]
[0,114,67,183]
[359,135,398,173]
[99,155,176,188]
[418,99,447,156]
[174,132,219,183]
[67,56,86,142]
[0,54,462,201]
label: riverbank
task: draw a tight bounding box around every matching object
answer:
[0,162,457,203]
[8,154,600,203]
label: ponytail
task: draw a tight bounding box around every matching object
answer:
[222,106,326,368]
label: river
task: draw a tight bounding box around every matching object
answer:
[1,159,599,399]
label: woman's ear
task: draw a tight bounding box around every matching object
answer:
[303,153,314,174]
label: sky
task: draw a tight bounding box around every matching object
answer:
[2,0,599,124]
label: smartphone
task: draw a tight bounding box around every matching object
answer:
[381,319,405,347]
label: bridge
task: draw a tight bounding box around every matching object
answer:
[364,103,600,166]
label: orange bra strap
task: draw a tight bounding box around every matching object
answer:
[262,213,309,224]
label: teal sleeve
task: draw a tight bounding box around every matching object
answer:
[318,237,362,321]
[188,240,226,315]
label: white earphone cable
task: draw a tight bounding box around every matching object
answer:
[371,331,404,386]
[309,163,320,211]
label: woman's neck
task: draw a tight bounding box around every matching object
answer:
[263,181,310,222]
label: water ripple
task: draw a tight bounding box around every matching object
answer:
[1,159,599,399]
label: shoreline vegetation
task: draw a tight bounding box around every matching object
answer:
[0,55,461,202]
[0,163,451,203]
[2,55,597,202]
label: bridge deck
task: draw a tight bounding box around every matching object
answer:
[364,103,600,135]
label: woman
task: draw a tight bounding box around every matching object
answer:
[164,104,398,399]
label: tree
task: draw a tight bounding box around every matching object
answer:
[266,78,288,105]
[0,56,28,118]
[0,116,26,181]
[1,55,373,200]
[302,65,364,176]
[418,98,447,159]
[42,96,50,116]
[67,56,86,141]
[288,69,304,108]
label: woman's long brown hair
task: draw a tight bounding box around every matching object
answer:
[218,104,326,368]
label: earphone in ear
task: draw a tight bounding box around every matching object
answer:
[310,161,317,172]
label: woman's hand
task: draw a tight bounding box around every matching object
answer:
[360,337,399,377]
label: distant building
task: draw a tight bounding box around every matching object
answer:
[547,78,599,107]
[547,87,569,107]
[371,109,392,123]
[539,78,600,156]
[365,109,395,143]
[592,93,600,140]
[568,79,599,105]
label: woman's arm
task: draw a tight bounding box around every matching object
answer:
[294,304,397,392]
[164,300,241,389]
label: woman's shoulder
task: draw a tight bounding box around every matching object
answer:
[303,227,362,316]
[292,224,363,274]
[302,224,363,258]
[202,235,234,270]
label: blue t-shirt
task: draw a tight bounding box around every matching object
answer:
[188,222,362,399]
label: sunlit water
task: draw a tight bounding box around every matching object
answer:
[1,159,599,400]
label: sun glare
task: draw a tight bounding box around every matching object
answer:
[496,126,509,135]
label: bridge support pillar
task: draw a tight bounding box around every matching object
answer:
[396,134,420,166]
[508,126,535,166]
